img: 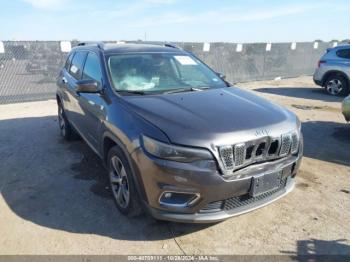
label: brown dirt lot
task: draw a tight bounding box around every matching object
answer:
[0,76,349,255]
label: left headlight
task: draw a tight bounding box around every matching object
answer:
[141,135,213,163]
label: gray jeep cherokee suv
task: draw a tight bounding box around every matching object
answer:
[56,42,303,223]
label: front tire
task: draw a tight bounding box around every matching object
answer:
[324,75,349,96]
[107,146,143,217]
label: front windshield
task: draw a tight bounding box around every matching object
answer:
[107,52,227,93]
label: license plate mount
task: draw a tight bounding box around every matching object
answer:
[250,171,282,197]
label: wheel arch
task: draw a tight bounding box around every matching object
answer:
[322,70,350,86]
[101,132,131,166]
[101,132,148,204]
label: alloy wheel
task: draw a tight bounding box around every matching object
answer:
[326,79,343,95]
[109,156,130,208]
[58,106,66,137]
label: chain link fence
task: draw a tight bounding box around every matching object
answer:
[0,41,79,104]
[0,40,343,104]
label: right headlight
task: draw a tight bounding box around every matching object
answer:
[141,135,213,163]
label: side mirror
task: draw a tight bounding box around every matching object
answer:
[216,72,226,80]
[76,79,101,93]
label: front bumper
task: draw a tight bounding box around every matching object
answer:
[313,68,325,86]
[313,78,322,86]
[131,145,302,223]
[147,176,295,223]
[312,69,323,86]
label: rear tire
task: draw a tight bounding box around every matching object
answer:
[324,75,349,96]
[57,102,79,141]
[107,145,143,217]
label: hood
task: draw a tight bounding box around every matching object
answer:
[122,87,298,148]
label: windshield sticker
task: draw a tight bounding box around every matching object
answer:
[70,65,78,74]
[174,56,197,65]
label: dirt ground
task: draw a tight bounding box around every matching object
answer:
[0,76,349,255]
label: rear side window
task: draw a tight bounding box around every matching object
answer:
[82,52,102,85]
[64,52,74,70]
[336,49,350,59]
[69,51,87,79]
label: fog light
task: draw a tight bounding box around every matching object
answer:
[159,191,200,207]
[164,192,172,198]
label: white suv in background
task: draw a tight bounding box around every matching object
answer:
[313,45,350,96]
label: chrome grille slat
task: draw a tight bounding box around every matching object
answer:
[291,132,299,154]
[234,143,246,167]
[279,133,292,156]
[251,143,259,160]
[219,145,234,170]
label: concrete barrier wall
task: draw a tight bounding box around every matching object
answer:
[174,41,334,83]
[0,40,341,104]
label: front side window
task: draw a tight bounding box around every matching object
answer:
[82,52,102,85]
[107,53,227,93]
[69,51,87,80]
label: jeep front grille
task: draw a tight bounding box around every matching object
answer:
[218,131,299,174]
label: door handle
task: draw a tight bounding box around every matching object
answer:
[62,77,67,84]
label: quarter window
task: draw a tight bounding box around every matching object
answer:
[69,51,87,79]
[82,52,102,85]
[336,49,350,59]
[64,52,74,70]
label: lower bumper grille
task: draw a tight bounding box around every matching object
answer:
[200,178,286,213]
[223,186,282,210]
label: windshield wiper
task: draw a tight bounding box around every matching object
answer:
[117,90,145,95]
[164,87,210,94]
[117,86,211,95]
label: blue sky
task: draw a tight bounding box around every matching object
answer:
[1,0,349,42]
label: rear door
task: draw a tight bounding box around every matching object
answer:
[64,50,88,131]
[58,51,74,114]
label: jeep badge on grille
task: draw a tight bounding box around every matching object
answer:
[255,129,270,137]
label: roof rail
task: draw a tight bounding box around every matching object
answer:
[164,43,181,49]
[77,41,104,49]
